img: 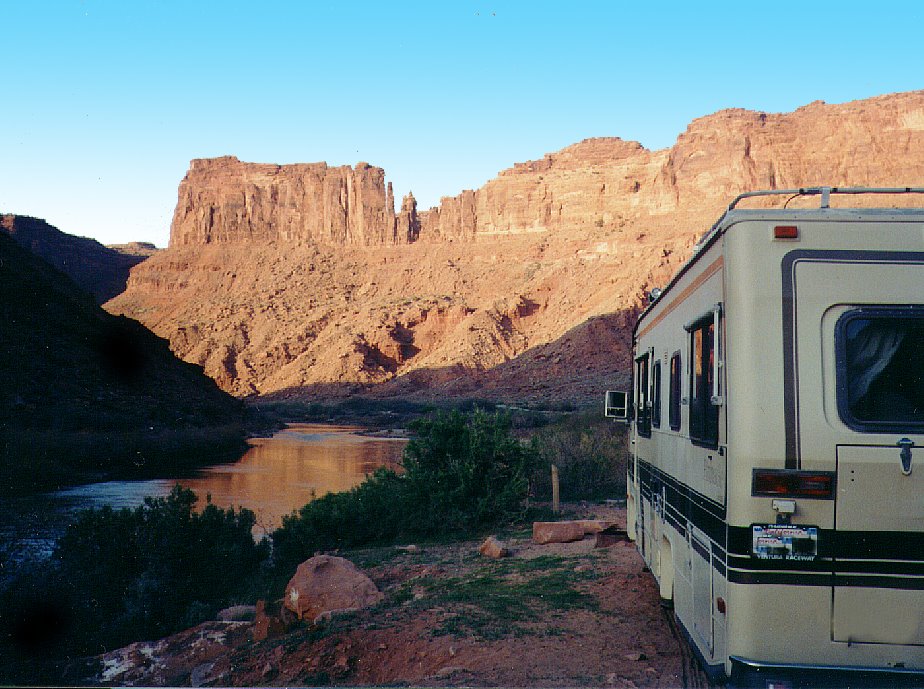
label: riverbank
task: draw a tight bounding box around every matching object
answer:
[1,229,264,497]
[249,396,578,434]
[1,408,635,685]
[82,504,710,688]
[0,422,254,496]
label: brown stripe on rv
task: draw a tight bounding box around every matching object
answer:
[780,249,924,470]
[780,251,800,468]
[636,256,724,341]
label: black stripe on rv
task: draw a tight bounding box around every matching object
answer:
[637,459,726,544]
[729,525,924,563]
[726,553,924,576]
[638,459,924,589]
[780,250,924,469]
[726,570,924,590]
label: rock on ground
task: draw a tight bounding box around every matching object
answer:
[478,535,511,559]
[284,554,384,623]
[532,520,588,544]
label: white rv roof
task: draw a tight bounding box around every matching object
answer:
[635,187,924,335]
[698,186,924,249]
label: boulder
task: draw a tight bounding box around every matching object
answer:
[478,536,510,559]
[532,521,587,544]
[283,555,383,623]
[578,519,616,534]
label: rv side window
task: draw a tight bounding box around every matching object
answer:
[836,308,924,431]
[635,354,651,437]
[669,352,681,431]
[689,321,719,447]
[651,360,662,428]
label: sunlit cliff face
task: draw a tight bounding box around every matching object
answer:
[107,92,924,404]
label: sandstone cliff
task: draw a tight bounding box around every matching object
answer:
[170,157,405,247]
[422,91,924,241]
[109,91,924,403]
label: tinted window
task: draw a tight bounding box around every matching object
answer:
[652,360,662,429]
[669,352,681,431]
[837,308,924,431]
[690,321,718,447]
[635,354,651,437]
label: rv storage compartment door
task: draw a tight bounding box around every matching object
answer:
[833,444,924,645]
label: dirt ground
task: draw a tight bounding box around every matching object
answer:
[90,505,711,688]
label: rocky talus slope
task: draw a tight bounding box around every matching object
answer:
[107,91,924,403]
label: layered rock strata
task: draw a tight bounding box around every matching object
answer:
[170,157,404,247]
[110,91,924,402]
[169,92,924,251]
[422,91,924,241]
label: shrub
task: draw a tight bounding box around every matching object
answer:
[272,409,536,571]
[530,410,628,501]
[1,485,269,668]
[401,409,534,535]
[271,467,406,571]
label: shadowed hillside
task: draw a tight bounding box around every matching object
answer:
[0,231,247,494]
[1,214,157,304]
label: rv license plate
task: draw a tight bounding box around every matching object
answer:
[752,524,818,561]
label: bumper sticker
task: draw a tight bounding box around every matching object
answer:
[752,524,818,560]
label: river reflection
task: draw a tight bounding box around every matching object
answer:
[0,424,406,574]
[179,424,406,535]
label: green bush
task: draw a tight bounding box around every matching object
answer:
[271,467,406,570]
[1,485,269,669]
[401,409,533,534]
[530,411,628,501]
[272,409,536,572]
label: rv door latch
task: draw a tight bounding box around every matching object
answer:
[897,438,914,476]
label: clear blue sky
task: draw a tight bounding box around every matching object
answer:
[2,1,922,247]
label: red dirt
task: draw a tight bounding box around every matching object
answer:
[92,506,711,688]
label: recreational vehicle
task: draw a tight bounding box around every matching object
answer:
[608,188,924,686]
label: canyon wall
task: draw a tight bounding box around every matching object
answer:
[111,91,924,402]
[170,157,405,247]
[422,91,924,239]
[0,229,246,492]
[172,91,924,251]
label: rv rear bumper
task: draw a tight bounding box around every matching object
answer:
[730,655,924,688]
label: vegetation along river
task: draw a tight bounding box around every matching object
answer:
[0,424,407,578]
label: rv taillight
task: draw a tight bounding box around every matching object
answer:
[774,225,799,239]
[752,469,836,499]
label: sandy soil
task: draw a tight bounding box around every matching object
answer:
[90,506,711,688]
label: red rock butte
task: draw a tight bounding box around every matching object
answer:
[109,91,924,402]
[170,158,420,247]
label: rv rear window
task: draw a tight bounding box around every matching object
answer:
[836,308,924,431]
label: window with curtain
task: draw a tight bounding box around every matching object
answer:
[652,360,662,429]
[838,309,924,430]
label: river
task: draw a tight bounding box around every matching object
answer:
[0,424,407,576]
